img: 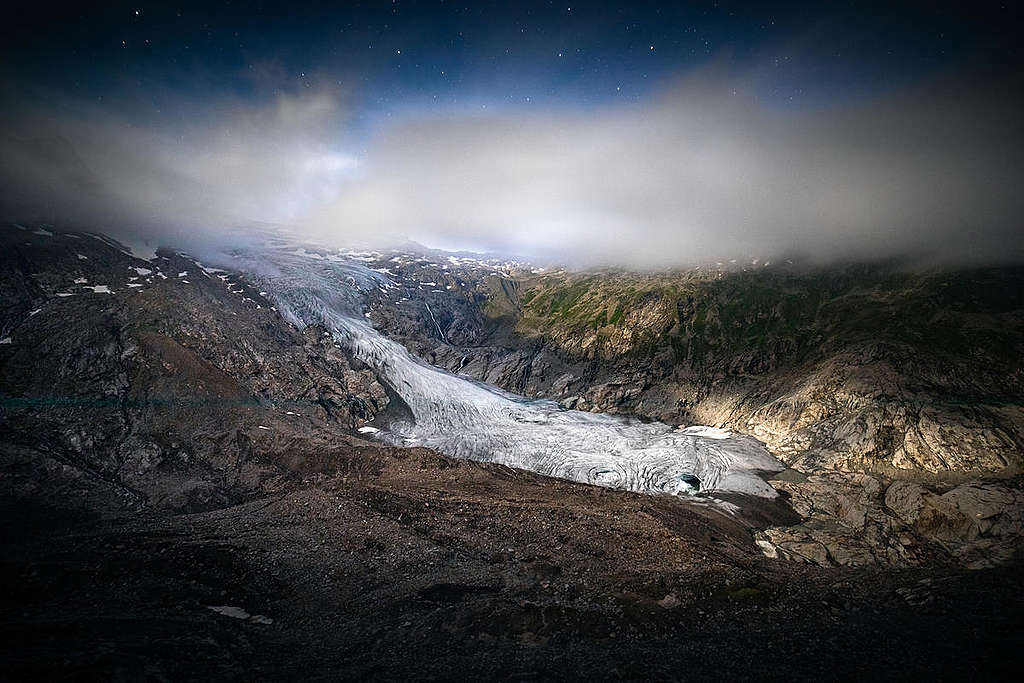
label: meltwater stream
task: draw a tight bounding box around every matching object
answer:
[242,247,785,500]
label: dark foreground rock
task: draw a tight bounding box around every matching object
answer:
[2,455,1023,681]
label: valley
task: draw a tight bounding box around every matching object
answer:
[1,224,1022,679]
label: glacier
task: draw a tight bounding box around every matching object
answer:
[240,247,785,500]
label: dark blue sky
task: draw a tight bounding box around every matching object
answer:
[3,1,1019,128]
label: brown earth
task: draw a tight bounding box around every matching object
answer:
[3,448,1023,681]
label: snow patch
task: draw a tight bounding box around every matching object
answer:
[121,240,157,261]
[206,605,272,624]
[357,426,380,434]
[678,425,733,440]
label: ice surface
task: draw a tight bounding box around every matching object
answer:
[678,426,733,440]
[242,248,785,500]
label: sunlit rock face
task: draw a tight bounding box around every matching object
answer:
[244,247,785,499]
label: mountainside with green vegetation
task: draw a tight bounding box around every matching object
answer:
[514,265,1021,373]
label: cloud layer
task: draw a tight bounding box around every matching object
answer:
[2,69,1022,267]
[1,86,353,251]
[314,71,1023,266]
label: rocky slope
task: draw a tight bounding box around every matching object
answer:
[0,224,391,513]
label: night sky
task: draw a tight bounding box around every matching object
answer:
[5,2,1019,122]
[2,1,1021,265]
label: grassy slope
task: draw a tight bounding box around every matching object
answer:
[510,265,1023,397]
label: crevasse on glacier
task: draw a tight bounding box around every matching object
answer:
[243,248,785,499]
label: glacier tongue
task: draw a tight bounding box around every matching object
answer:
[245,248,785,500]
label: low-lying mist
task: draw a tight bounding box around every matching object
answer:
[2,66,1021,268]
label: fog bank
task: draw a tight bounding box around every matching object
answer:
[2,69,1021,267]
